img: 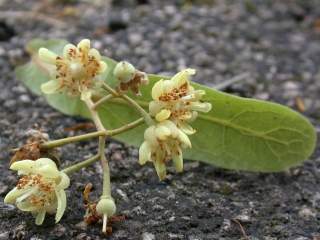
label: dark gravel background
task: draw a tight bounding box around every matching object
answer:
[0,0,320,239]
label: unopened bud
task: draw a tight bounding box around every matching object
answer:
[96,197,116,217]
[114,61,136,83]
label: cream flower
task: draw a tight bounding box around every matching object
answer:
[4,158,70,225]
[139,120,191,180]
[38,39,107,100]
[149,69,212,134]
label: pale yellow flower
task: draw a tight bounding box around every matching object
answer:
[38,39,107,100]
[4,158,70,225]
[149,69,212,134]
[139,120,191,180]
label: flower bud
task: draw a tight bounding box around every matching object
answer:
[96,197,116,217]
[114,61,136,83]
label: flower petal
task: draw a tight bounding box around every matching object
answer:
[35,158,60,178]
[38,48,57,64]
[10,160,36,173]
[16,200,39,212]
[144,126,157,146]
[171,68,196,87]
[162,80,174,93]
[149,101,164,117]
[178,131,192,148]
[41,80,60,95]
[139,141,151,165]
[55,190,67,223]
[154,160,167,181]
[57,172,70,190]
[4,187,30,204]
[172,148,183,173]
[35,210,46,225]
[16,187,37,203]
[99,61,108,74]
[155,125,171,140]
[190,102,212,112]
[77,39,90,52]
[151,79,164,100]
[155,109,171,122]
[80,89,92,101]
[178,122,196,135]
[63,43,77,59]
[88,48,101,60]
[35,158,58,169]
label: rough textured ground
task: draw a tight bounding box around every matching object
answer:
[0,0,320,239]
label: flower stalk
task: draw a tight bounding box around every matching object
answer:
[62,154,100,175]
[102,82,154,126]
[84,96,113,233]
[40,118,144,150]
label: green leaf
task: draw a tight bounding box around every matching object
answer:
[15,39,317,172]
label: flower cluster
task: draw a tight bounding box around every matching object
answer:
[4,158,70,225]
[39,39,107,100]
[4,38,214,231]
[139,69,212,180]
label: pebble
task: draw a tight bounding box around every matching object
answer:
[0,232,9,240]
[142,232,155,240]
[298,207,316,219]
[51,224,66,237]
[128,33,143,46]
[75,221,88,231]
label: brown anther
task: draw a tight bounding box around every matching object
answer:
[17,175,32,189]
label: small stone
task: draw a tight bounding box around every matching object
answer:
[299,207,316,220]
[128,33,143,46]
[51,224,66,237]
[142,232,155,240]
[0,232,9,240]
[132,206,146,216]
[235,213,251,223]
[168,233,184,239]
[152,204,164,211]
[221,219,231,231]
[283,81,300,98]
[75,221,88,231]
[0,183,8,194]
[19,95,31,104]
[75,233,91,240]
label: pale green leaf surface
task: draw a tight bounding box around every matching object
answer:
[15,39,317,172]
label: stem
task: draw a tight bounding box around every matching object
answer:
[107,117,144,135]
[40,118,144,149]
[62,154,100,175]
[102,82,154,126]
[121,94,154,126]
[41,131,106,149]
[84,98,112,198]
[92,94,113,110]
[99,136,111,197]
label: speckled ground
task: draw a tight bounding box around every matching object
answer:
[0,0,319,239]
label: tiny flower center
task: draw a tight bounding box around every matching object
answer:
[70,62,85,79]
